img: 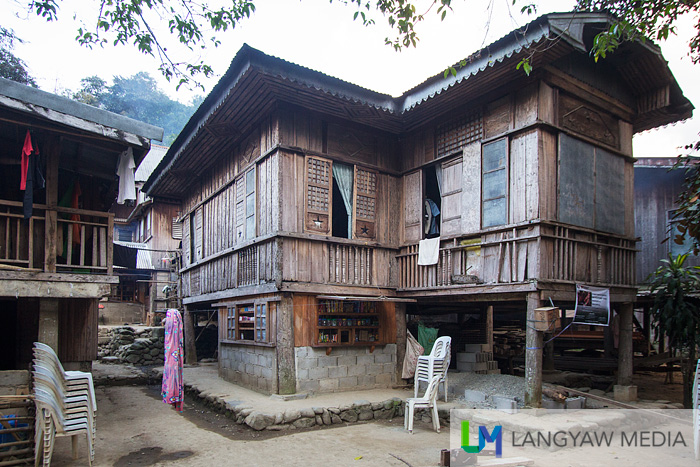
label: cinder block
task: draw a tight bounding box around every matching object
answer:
[357,355,374,366]
[464,389,486,403]
[245,363,255,374]
[296,368,309,380]
[347,364,367,377]
[542,399,564,410]
[457,353,477,363]
[356,375,376,388]
[338,376,358,389]
[464,343,492,353]
[367,363,384,376]
[614,385,637,402]
[565,396,586,410]
[491,395,518,414]
[338,355,357,366]
[297,357,318,370]
[318,356,338,367]
[375,353,392,364]
[319,379,339,392]
[382,363,395,374]
[328,366,348,378]
[384,343,397,355]
[308,366,329,380]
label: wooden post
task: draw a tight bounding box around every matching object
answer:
[44,138,60,273]
[395,302,407,383]
[276,293,296,394]
[604,324,614,358]
[183,306,198,365]
[485,305,494,350]
[617,302,634,386]
[642,304,651,356]
[524,292,543,408]
[38,299,60,352]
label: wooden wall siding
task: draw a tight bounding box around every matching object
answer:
[539,224,636,286]
[484,96,513,139]
[509,130,539,224]
[280,237,396,289]
[514,83,539,129]
[279,151,305,233]
[538,82,556,125]
[258,153,280,237]
[398,221,636,289]
[559,93,619,149]
[328,244,373,285]
[182,214,191,266]
[558,134,627,236]
[58,298,98,362]
[182,113,279,216]
[181,238,276,297]
[462,142,481,234]
[401,129,435,172]
[537,130,558,221]
[398,225,539,289]
[293,294,396,347]
[403,170,422,243]
[278,108,324,152]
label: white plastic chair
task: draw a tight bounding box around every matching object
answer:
[34,393,94,467]
[414,336,451,402]
[33,343,96,410]
[404,374,442,434]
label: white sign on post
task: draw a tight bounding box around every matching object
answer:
[573,284,611,326]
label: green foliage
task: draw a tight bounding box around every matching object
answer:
[576,0,700,63]
[0,27,38,87]
[28,0,255,89]
[671,154,700,255]
[72,72,201,145]
[649,254,700,349]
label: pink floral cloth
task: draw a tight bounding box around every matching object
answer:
[162,308,184,412]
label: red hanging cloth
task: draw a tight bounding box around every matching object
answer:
[20,130,33,190]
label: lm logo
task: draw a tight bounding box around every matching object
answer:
[461,420,502,458]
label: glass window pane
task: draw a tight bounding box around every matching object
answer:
[246,168,255,194]
[483,197,506,227]
[483,169,506,200]
[483,139,506,172]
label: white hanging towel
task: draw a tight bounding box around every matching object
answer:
[417,237,440,265]
[116,147,136,204]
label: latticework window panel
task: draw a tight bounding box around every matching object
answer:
[355,195,376,220]
[355,169,376,195]
[437,111,483,157]
[307,157,330,186]
[307,186,330,212]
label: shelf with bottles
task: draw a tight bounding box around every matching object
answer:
[314,299,382,347]
[237,304,255,340]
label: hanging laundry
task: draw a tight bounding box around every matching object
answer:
[417,237,440,266]
[116,147,136,204]
[162,308,184,412]
[20,130,44,219]
[70,181,81,244]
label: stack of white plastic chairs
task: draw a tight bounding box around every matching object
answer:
[414,336,451,402]
[32,342,96,466]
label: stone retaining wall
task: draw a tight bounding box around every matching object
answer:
[219,344,277,393]
[294,344,397,393]
[98,326,165,365]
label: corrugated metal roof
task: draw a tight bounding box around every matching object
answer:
[113,240,154,270]
[144,11,693,199]
[135,144,169,182]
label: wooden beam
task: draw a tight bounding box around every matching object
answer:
[38,299,59,352]
[617,302,634,386]
[524,292,543,408]
[395,302,407,383]
[0,279,112,298]
[276,293,296,395]
[183,306,198,365]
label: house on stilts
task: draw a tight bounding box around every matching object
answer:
[144,12,692,399]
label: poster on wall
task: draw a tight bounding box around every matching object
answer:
[573,284,611,326]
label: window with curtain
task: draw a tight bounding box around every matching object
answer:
[304,156,377,239]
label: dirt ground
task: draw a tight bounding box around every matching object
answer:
[46,371,697,467]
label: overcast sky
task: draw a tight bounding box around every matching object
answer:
[2,0,698,157]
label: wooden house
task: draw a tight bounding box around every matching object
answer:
[106,144,181,325]
[144,12,692,396]
[0,77,163,371]
[634,157,700,284]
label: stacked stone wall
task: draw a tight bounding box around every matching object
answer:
[98,326,165,365]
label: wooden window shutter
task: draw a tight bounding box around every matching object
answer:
[235,176,245,242]
[193,207,203,261]
[304,156,332,234]
[182,215,191,265]
[354,166,377,239]
[171,217,183,240]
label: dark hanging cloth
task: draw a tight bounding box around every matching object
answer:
[21,131,44,220]
[113,243,137,269]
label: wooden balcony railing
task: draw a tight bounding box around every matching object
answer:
[181,237,276,297]
[0,200,113,274]
[398,222,637,290]
[328,243,373,286]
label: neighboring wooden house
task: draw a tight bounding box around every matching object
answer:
[634,157,700,284]
[144,12,692,395]
[0,77,163,371]
[106,145,181,325]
